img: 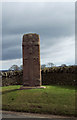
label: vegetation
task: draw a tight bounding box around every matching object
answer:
[2,85,75,116]
[1,65,76,86]
[9,65,23,71]
[41,65,76,73]
[41,65,76,86]
[0,64,76,87]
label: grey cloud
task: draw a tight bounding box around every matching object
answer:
[2,2,74,36]
[2,2,75,61]
[2,34,22,60]
[2,44,22,60]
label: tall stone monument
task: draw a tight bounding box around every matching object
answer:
[22,33,41,87]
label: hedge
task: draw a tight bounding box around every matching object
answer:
[1,65,77,86]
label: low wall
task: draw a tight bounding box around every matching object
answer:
[42,73,75,86]
[41,66,76,86]
[1,66,76,86]
[1,71,23,86]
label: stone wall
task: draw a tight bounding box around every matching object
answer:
[1,71,23,86]
[42,73,75,86]
[1,65,76,86]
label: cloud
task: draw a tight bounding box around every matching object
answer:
[2,34,22,60]
[1,2,75,69]
[1,58,22,70]
[40,36,75,65]
[2,2,74,36]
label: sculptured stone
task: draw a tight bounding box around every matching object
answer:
[22,33,41,87]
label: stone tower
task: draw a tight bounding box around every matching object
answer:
[22,33,41,87]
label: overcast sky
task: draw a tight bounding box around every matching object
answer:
[1,2,75,70]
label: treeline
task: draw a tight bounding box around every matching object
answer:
[41,65,77,74]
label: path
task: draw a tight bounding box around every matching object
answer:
[1,110,75,119]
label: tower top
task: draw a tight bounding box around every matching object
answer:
[23,33,39,36]
[23,33,40,43]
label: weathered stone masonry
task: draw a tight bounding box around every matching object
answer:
[22,33,41,87]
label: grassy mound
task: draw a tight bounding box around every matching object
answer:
[2,85,75,116]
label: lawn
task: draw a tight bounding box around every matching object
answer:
[1,85,75,116]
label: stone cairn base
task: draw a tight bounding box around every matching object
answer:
[20,86,46,90]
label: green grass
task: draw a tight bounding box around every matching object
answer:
[2,85,75,116]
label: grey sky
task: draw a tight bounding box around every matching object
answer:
[1,2,75,69]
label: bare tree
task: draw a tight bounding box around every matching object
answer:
[19,65,23,70]
[61,64,67,67]
[9,65,19,71]
[47,62,54,67]
[41,64,46,69]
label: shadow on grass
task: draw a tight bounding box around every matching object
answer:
[2,89,20,94]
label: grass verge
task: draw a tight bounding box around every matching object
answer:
[2,85,75,116]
